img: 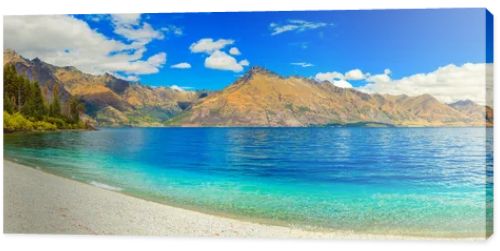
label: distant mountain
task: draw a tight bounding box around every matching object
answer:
[449,99,493,125]
[168,66,492,127]
[4,49,208,126]
[4,50,492,127]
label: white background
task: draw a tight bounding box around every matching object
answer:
[0,0,498,250]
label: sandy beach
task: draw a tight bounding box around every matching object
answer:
[3,160,467,239]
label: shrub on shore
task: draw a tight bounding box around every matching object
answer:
[4,112,33,132]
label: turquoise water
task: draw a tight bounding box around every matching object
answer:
[3,127,493,238]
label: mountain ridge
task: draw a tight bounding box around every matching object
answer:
[168,65,492,127]
[3,50,492,127]
[4,49,208,126]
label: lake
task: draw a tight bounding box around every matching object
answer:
[3,127,493,238]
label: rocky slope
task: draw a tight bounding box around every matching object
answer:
[169,67,492,127]
[4,49,206,126]
[449,99,493,124]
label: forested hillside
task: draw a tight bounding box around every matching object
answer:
[3,64,90,132]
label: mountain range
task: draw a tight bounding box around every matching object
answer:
[3,49,493,127]
[4,49,206,126]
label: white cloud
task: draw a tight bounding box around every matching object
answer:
[110,14,164,45]
[314,71,352,88]
[171,62,192,69]
[100,52,166,75]
[190,38,249,72]
[366,72,391,83]
[145,53,166,68]
[190,38,234,54]
[357,63,492,105]
[316,64,490,104]
[205,50,249,72]
[331,79,353,88]
[291,62,314,68]
[314,69,372,84]
[114,22,164,44]
[270,19,330,36]
[4,15,167,80]
[344,69,365,80]
[113,73,139,82]
[229,47,241,56]
[110,14,141,26]
[161,25,183,36]
[314,71,344,82]
[316,68,392,89]
[170,85,186,92]
[239,59,250,66]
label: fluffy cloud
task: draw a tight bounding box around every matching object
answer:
[191,38,249,72]
[314,71,352,88]
[315,68,392,89]
[330,79,353,88]
[171,62,192,69]
[239,59,250,66]
[229,47,241,55]
[110,14,141,26]
[366,73,391,83]
[315,71,343,82]
[270,20,329,36]
[358,63,492,105]
[97,52,166,75]
[316,64,491,105]
[291,62,314,68]
[189,38,234,54]
[114,22,164,44]
[4,15,167,80]
[344,69,365,80]
[110,14,164,45]
[205,51,246,72]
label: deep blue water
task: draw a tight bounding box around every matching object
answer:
[3,127,493,238]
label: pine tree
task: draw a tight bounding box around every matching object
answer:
[69,96,85,123]
[20,79,35,117]
[3,64,18,105]
[49,84,61,117]
[31,81,47,119]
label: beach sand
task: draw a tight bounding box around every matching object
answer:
[3,160,458,239]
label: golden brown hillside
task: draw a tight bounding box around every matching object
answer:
[170,67,490,127]
[3,49,206,126]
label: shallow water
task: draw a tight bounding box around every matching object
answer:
[3,127,493,238]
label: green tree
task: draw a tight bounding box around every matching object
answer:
[3,64,18,108]
[20,79,35,117]
[3,64,26,112]
[69,96,85,123]
[31,81,47,119]
[49,84,61,117]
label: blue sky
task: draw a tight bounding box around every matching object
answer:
[4,8,492,104]
[72,8,490,90]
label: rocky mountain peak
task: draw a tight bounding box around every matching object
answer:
[449,99,476,107]
[3,49,27,65]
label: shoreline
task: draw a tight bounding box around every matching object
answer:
[3,160,482,240]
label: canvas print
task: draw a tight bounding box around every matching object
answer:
[2,9,493,239]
